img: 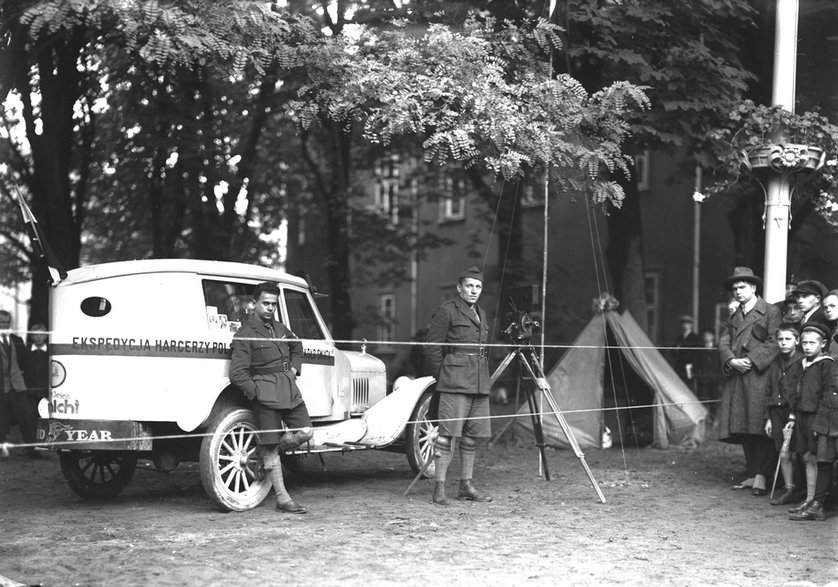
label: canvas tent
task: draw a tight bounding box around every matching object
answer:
[515,310,708,450]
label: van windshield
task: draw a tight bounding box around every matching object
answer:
[284,289,325,340]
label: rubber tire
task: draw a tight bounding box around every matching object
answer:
[199,407,271,512]
[405,391,436,478]
[59,450,138,499]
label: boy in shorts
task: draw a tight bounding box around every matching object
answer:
[788,323,835,520]
[763,323,803,505]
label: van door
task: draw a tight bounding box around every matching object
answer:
[280,288,336,418]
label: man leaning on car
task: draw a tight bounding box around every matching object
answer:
[229,281,313,514]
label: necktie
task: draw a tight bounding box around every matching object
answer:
[265,322,276,339]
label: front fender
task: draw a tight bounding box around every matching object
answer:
[359,376,435,447]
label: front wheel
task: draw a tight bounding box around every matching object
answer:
[200,407,271,512]
[59,451,138,499]
[405,391,437,478]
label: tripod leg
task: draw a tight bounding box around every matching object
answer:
[523,376,551,480]
[522,350,606,504]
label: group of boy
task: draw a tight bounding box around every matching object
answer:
[762,280,838,521]
[0,310,49,460]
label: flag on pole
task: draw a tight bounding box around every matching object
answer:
[12,186,68,284]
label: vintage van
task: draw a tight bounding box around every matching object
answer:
[36,259,436,511]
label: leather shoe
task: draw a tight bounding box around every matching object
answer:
[276,499,307,514]
[770,487,799,506]
[751,487,767,497]
[457,479,493,502]
[432,482,449,506]
[789,500,826,521]
[788,499,812,514]
[731,478,754,490]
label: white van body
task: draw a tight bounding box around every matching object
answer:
[36,259,436,511]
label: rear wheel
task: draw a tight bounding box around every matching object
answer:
[200,407,271,512]
[59,451,138,499]
[405,391,436,478]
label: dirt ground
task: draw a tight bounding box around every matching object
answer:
[1,422,837,587]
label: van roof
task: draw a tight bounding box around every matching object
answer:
[61,259,308,287]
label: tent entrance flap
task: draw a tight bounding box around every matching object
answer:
[514,310,708,450]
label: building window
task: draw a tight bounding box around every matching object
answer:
[635,150,651,191]
[378,294,396,344]
[374,154,400,225]
[439,172,466,222]
[644,270,662,343]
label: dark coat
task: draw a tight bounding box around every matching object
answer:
[670,331,702,383]
[424,296,490,395]
[763,349,803,418]
[717,297,782,441]
[229,314,303,410]
[813,360,838,436]
[793,355,835,413]
[0,333,27,393]
[24,346,49,399]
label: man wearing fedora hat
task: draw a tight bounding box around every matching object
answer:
[718,267,783,494]
[424,266,493,506]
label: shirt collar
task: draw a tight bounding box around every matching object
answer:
[741,296,758,314]
[31,344,47,352]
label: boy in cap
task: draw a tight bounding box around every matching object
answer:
[424,266,492,505]
[788,322,836,521]
[793,280,829,327]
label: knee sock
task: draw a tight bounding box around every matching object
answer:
[433,440,453,484]
[813,462,833,503]
[805,460,817,501]
[460,442,476,481]
[269,466,291,503]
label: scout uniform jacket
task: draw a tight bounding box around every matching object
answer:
[763,350,803,417]
[229,313,304,410]
[793,354,835,414]
[424,296,490,395]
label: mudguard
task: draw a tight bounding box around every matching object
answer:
[359,375,435,447]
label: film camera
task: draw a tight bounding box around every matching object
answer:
[501,285,541,344]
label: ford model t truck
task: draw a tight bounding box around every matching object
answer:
[36,259,436,511]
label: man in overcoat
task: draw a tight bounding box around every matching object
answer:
[424,266,492,505]
[718,267,782,494]
[230,282,313,514]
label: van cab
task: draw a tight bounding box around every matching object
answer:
[36,259,436,511]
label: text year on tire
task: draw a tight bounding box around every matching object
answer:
[200,407,271,512]
[59,450,138,499]
[405,391,436,478]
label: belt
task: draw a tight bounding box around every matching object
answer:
[449,348,488,358]
[251,361,291,375]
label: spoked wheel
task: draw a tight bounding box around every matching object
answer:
[59,451,138,499]
[405,391,437,478]
[199,407,271,512]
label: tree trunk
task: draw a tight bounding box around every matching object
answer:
[605,172,648,332]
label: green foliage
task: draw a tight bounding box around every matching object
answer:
[699,99,838,227]
[289,16,648,207]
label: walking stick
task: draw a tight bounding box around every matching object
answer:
[770,421,794,500]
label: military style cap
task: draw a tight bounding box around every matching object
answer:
[458,266,484,282]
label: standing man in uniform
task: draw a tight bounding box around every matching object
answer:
[230,282,313,514]
[424,266,493,506]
